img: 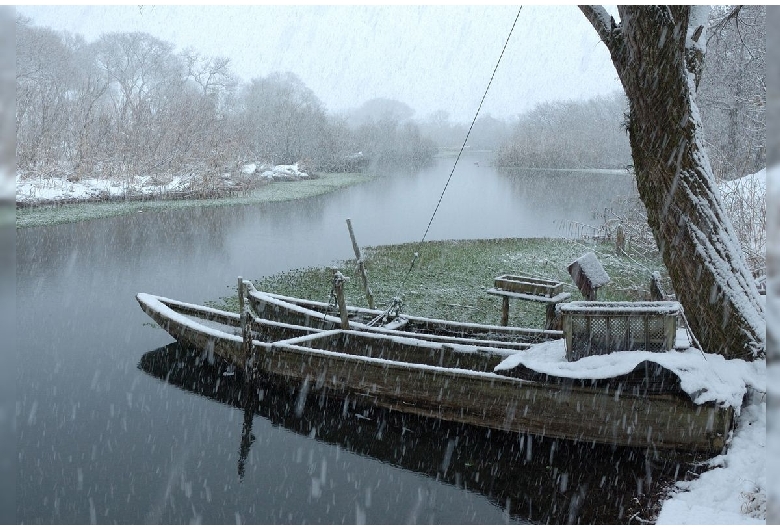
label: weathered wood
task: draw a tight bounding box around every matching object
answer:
[251,289,563,344]
[333,272,350,330]
[486,288,571,329]
[346,218,375,309]
[500,296,510,326]
[649,271,666,301]
[263,341,730,453]
[560,301,681,361]
[493,274,564,297]
[137,293,734,453]
[544,303,562,330]
[616,225,626,255]
[568,252,610,301]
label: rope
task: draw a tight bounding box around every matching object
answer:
[396,6,523,298]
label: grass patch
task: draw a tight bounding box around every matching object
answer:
[217,238,668,329]
[16,172,374,228]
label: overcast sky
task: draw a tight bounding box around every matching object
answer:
[16,4,623,123]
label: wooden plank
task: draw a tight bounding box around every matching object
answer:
[259,343,731,453]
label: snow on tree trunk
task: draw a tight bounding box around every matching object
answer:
[580,5,765,360]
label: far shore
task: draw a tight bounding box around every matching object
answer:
[15,172,374,229]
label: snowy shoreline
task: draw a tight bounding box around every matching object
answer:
[15,163,314,207]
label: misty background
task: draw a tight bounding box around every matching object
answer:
[13,5,764,183]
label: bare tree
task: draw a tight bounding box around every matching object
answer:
[580,5,765,360]
[698,5,766,181]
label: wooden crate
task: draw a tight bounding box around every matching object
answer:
[493,274,564,298]
[560,301,681,361]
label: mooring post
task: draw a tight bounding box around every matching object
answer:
[238,276,252,378]
[501,296,510,327]
[333,271,350,330]
[346,218,375,309]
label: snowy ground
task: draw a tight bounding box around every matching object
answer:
[656,401,766,524]
[15,163,311,205]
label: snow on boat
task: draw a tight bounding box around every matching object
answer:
[137,292,738,454]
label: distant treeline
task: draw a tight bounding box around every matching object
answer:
[16,6,764,181]
[494,94,632,170]
[15,16,436,180]
[493,6,765,177]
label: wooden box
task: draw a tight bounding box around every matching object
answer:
[560,301,681,361]
[493,274,564,298]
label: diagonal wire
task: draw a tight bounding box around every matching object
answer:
[397,6,524,296]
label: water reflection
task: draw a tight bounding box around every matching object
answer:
[139,342,692,524]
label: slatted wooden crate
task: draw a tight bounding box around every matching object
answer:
[493,274,565,298]
[560,301,681,361]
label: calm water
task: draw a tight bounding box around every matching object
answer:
[17,154,671,524]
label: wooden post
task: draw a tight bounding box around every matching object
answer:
[333,271,350,330]
[238,276,252,377]
[616,225,625,255]
[545,303,561,330]
[500,296,509,327]
[238,276,245,316]
[649,271,666,301]
[346,218,375,309]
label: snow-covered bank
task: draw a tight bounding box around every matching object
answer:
[15,163,313,206]
[15,172,372,228]
[656,401,766,524]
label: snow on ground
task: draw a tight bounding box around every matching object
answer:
[243,162,309,180]
[655,401,766,525]
[16,174,191,203]
[720,167,766,195]
[16,163,311,204]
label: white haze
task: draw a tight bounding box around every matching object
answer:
[15,4,623,122]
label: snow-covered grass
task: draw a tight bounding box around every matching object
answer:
[15,172,373,228]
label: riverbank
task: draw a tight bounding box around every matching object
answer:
[215,237,765,525]
[15,172,374,228]
[220,238,668,328]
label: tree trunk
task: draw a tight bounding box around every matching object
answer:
[580,6,765,360]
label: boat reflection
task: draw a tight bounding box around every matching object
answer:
[138,343,696,524]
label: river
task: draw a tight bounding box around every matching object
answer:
[17,153,664,524]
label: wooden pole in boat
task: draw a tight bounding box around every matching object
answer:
[346,218,375,310]
[238,276,245,316]
[238,276,252,377]
[333,271,350,330]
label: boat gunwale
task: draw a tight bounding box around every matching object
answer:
[249,289,564,337]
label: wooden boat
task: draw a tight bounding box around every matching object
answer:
[137,292,734,454]
[246,287,563,346]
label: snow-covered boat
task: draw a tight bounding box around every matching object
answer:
[137,292,736,454]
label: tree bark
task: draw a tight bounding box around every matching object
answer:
[580,5,765,360]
